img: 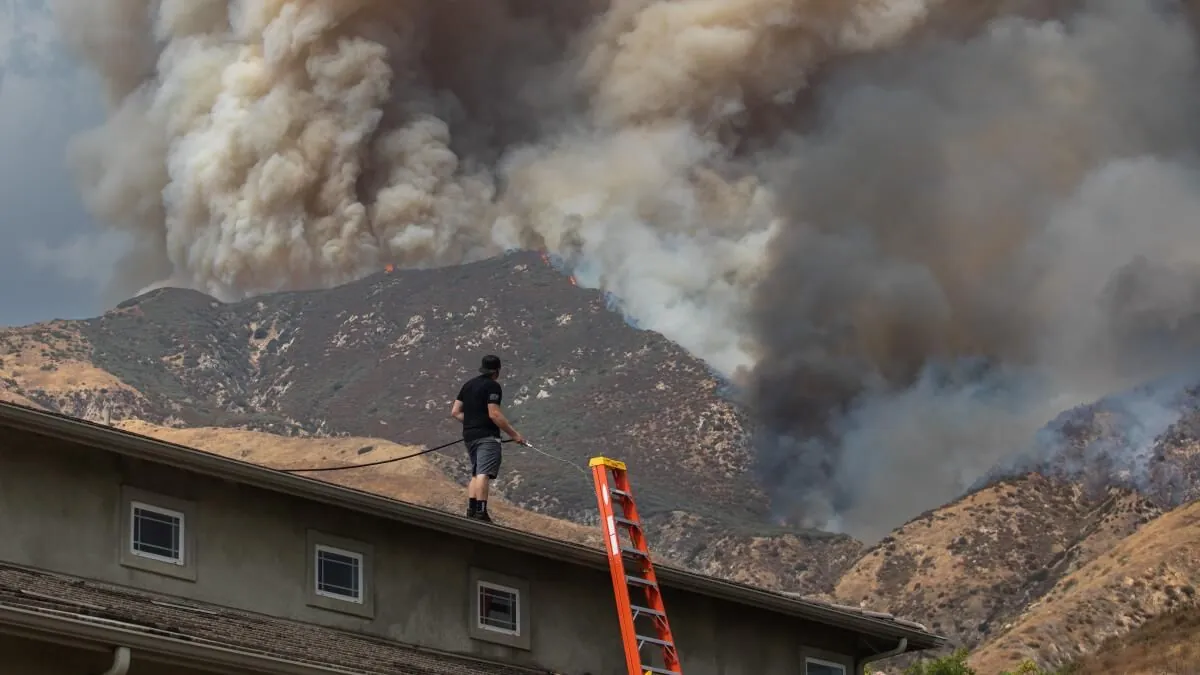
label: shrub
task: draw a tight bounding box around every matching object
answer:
[899,649,975,675]
[997,658,1078,675]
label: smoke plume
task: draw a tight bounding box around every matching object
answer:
[749,0,1200,539]
[49,0,1200,540]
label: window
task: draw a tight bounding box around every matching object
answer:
[130,502,185,565]
[304,530,375,619]
[806,657,847,675]
[477,581,520,635]
[468,568,530,650]
[314,545,363,603]
[119,487,197,581]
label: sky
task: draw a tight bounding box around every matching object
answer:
[0,0,121,328]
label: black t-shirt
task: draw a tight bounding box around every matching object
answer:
[456,374,503,442]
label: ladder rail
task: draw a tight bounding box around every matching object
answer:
[590,456,683,675]
[592,462,644,675]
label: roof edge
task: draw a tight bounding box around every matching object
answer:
[0,604,360,675]
[0,402,945,650]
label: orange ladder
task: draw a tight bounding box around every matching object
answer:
[589,456,683,675]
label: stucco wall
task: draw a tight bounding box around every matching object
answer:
[0,429,859,674]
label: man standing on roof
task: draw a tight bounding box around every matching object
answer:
[451,354,526,522]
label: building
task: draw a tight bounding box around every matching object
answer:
[0,402,944,674]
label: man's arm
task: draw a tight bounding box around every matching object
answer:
[485,381,525,444]
[488,403,524,444]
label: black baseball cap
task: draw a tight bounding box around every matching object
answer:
[479,354,502,374]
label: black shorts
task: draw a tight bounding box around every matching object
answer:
[466,437,502,479]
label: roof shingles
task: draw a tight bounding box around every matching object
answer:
[0,564,546,675]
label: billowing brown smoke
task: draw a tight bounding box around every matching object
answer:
[48,0,1200,540]
[48,0,935,373]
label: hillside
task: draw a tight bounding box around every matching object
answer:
[78,251,762,525]
[8,251,1200,671]
[834,474,1163,651]
[841,384,1200,672]
[969,498,1200,672]
[1067,607,1200,675]
[0,252,862,595]
[837,397,1200,674]
[0,322,150,417]
[1003,378,1200,510]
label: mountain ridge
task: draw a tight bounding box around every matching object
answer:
[2,251,863,598]
[5,251,1200,673]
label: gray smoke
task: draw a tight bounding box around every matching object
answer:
[985,367,1200,507]
[46,0,1200,540]
[749,0,1200,540]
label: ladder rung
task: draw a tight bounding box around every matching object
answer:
[610,488,631,499]
[636,634,674,647]
[640,667,679,675]
[626,574,656,587]
[631,603,664,618]
[621,546,648,558]
[615,516,640,528]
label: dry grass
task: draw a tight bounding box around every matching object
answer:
[0,389,44,409]
[833,481,1031,646]
[0,323,134,394]
[970,500,1200,673]
[835,473,1162,651]
[837,477,1080,640]
[1069,607,1200,675]
[836,484,1012,603]
[116,420,605,549]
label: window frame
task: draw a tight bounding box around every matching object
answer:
[467,567,530,650]
[313,543,365,604]
[118,486,197,582]
[304,530,375,619]
[129,500,186,566]
[805,656,848,675]
[476,579,521,636]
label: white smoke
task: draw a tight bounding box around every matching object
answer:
[47,0,1200,539]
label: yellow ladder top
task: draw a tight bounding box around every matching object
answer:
[589,456,627,471]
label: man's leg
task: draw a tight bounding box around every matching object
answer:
[466,441,481,515]
[472,439,502,522]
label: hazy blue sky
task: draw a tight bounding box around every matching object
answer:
[0,0,122,328]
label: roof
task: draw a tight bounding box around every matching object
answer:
[0,562,540,675]
[0,401,945,651]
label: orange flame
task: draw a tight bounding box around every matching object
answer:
[569,275,577,286]
[384,264,394,274]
